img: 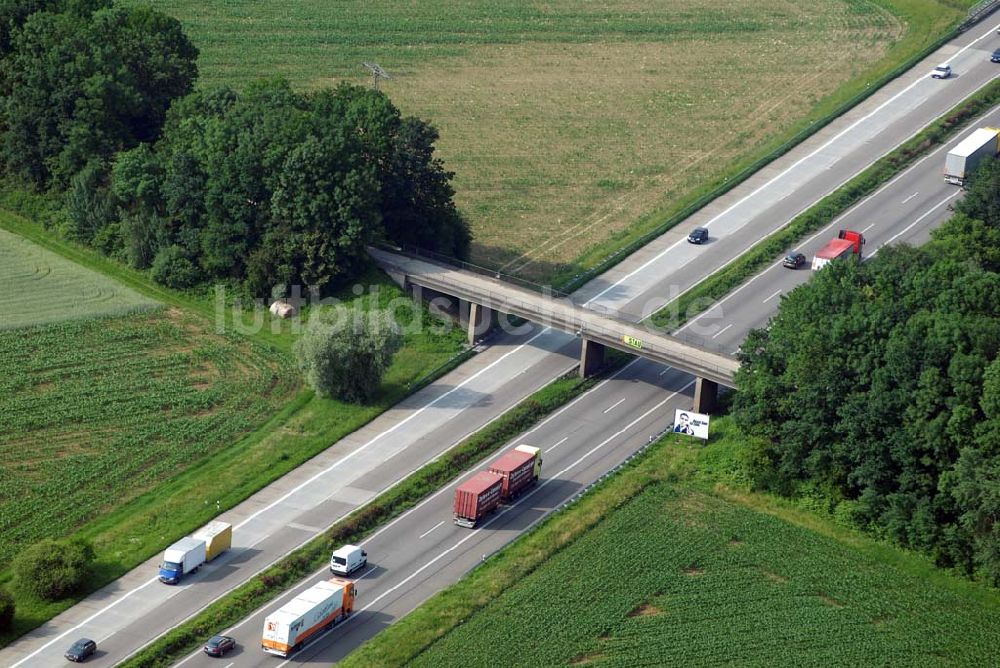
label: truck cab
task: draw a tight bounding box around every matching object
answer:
[329,545,367,576]
[158,536,207,584]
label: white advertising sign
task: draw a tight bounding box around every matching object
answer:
[672,409,710,440]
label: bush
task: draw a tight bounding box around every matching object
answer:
[0,589,13,630]
[294,309,403,403]
[151,244,200,289]
[13,539,94,601]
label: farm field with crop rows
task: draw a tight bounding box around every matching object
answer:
[0,308,296,566]
[413,484,1000,666]
[126,0,961,282]
[0,227,156,329]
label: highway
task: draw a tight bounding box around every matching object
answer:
[175,78,1000,668]
[2,18,998,668]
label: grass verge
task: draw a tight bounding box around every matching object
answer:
[344,416,1000,667]
[118,358,627,668]
[650,77,1000,330]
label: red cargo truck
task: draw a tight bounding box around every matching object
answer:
[453,471,503,528]
[812,229,864,270]
[489,445,542,503]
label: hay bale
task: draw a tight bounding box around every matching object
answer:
[269,300,298,319]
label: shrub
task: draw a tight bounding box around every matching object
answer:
[151,244,200,289]
[13,539,94,601]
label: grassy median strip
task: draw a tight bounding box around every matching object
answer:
[119,359,626,668]
[650,77,1000,331]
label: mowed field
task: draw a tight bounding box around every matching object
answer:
[411,483,1000,666]
[127,0,939,281]
[0,307,296,566]
[0,227,156,328]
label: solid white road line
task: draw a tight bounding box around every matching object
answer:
[583,26,995,309]
[762,290,782,303]
[711,324,733,339]
[418,521,445,540]
[603,398,626,414]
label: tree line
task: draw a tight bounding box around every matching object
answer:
[0,0,469,296]
[734,158,1000,584]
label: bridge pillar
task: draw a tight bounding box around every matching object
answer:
[466,301,496,344]
[579,338,606,378]
[693,378,718,414]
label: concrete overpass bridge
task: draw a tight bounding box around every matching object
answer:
[369,247,739,412]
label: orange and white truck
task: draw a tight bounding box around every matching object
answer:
[261,577,356,657]
[812,230,865,271]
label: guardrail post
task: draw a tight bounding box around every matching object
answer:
[580,338,606,377]
[693,377,718,414]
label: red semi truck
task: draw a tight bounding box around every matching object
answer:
[488,445,543,502]
[812,229,864,270]
[453,471,503,528]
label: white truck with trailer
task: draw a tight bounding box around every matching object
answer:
[261,577,356,657]
[944,128,999,186]
[157,521,232,584]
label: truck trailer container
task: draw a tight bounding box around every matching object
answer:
[192,521,232,562]
[261,578,356,657]
[158,537,206,584]
[489,445,543,502]
[453,471,503,528]
[812,230,864,271]
[945,128,999,186]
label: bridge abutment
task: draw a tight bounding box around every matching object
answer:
[693,377,718,414]
[462,300,497,344]
[580,338,606,377]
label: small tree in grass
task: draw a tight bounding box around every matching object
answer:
[13,539,94,601]
[294,309,403,403]
[0,589,13,630]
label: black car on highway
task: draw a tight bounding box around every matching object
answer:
[203,635,236,657]
[687,227,709,244]
[782,252,806,269]
[992,49,1000,63]
[65,638,96,662]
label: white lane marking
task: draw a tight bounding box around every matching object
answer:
[590,25,996,311]
[356,565,377,580]
[658,367,670,376]
[603,398,626,414]
[97,630,116,643]
[224,663,234,668]
[288,522,322,533]
[762,290,782,303]
[15,330,563,668]
[547,436,569,452]
[419,521,445,540]
[869,193,959,256]
[861,223,875,234]
[901,192,919,204]
[711,324,733,339]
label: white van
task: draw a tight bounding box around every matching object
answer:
[330,544,367,575]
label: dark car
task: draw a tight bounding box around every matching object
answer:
[687,227,709,244]
[65,638,96,662]
[203,635,236,657]
[992,49,1000,63]
[782,252,806,269]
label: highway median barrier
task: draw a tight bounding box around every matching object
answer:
[119,357,628,668]
[650,78,1000,332]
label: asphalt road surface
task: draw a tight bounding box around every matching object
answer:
[4,18,999,668]
[175,81,1000,668]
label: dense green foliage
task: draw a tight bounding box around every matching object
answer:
[734,158,1000,583]
[0,310,295,566]
[13,539,94,601]
[408,483,999,667]
[294,309,403,402]
[0,589,12,630]
[0,0,198,188]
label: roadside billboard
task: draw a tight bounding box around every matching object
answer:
[672,409,710,440]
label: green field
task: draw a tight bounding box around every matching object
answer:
[127,0,964,281]
[0,308,297,566]
[410,483,1000,666]
[0,227,156,328]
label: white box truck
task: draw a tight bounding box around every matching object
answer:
[158,537,206,584]
[945,128,999,186]
[261,578,356,657]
